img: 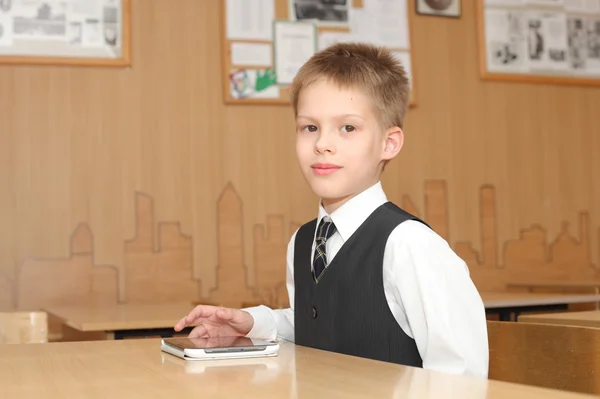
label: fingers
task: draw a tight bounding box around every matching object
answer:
[188,325,208,339]
[216,308,253,331]
[215,307,247,325]
[174,316,188,331]
[215,307,235,321]
[174,305,252,335]
[174,305,215,331]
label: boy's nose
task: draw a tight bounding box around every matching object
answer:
[314,132,335,154]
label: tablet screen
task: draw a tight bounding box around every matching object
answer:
[163,336,276,351]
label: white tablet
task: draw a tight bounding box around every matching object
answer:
[160,336,279,361]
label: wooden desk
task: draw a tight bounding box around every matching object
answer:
[507,281,600,294]
[518,310,600,329]
[480,292,600,321]
[42,302,196,340]
[44,294,600,341]
[506,282,600,310]
[0,339,595,398]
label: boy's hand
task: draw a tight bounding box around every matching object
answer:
[174,305,254,338]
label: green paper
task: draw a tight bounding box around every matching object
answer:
[255,69,277,92]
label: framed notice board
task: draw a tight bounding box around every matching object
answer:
[222,0,418,105]
[477,0,600,86]
[0,0,131,67]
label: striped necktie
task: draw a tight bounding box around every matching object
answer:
[313,217,337,282]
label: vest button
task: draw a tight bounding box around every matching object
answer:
[312,306,317,319]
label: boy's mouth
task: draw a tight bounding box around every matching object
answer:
[311,163,342,176]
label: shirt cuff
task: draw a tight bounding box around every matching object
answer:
[242,305,278,341]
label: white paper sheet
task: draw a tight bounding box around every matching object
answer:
[485,9,529,73]
[566,16,600,74]
[102,4,119,48]
[12,0,68,40]
[526,12,569,71]
[585,18,600,74]
[274,21,316,84]
[564,0,600,13]
[0,0,123,57]
[81,17,102,46]
[68,0,102,17]
[524,0,564,6]
[485,0,526,5]
[318,31,361,51]
[66,19,83,44]
[359,0,410,49]
[229,68,280,99]
[226,0,274,41]
[348,8,378,44]
[567,16,588,71]
[231,42,272,66]
[0,12,13,46]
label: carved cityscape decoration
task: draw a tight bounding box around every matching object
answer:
[1,180,598,313]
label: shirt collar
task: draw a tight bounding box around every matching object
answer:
[316,181,388,242]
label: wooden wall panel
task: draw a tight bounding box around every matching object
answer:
[16,224,118,311]
[124,193,199,303]
[0,0,598,313]
[0,275,13,312]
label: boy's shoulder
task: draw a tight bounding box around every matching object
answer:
[379,201,453,252]
[380,201,429,227]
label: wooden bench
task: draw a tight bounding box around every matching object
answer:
[487,320,600,395]
[0,311,48,344]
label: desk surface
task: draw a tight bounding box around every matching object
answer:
[518,310,600,328]
[0,339,595,398]
[507,281,600,289]
[42,302,194,332]
[480,292,600,309]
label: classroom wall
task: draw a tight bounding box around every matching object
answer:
[1,0,599,312]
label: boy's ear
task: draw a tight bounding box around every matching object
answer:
[381,127,404,161]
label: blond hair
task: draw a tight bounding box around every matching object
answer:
[289,42,410,129]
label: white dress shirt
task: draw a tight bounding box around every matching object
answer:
[244,181,489,379]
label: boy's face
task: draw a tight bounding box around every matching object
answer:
[295,78,403,213]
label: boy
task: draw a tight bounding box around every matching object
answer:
[175,43,489,378]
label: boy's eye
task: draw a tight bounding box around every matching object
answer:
[303,125,318,132]
[341,125,355,133]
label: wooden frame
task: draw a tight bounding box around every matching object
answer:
[0,0,131,68]
[221,0,418,106]
[476,0,600,87]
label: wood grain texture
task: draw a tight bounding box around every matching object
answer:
[42,302,196,332]
[124,193,199,303]
[488,321,600,395]
[518,310,600,329]
[0,338,598,398]
[0,311,47,344]
[16,224,119,311]
[0,0,598,313]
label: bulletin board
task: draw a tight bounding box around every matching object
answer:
[221,0,417,105]
[0,0,131,67]
[476,0,600,86]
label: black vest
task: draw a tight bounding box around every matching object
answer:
[294,202,428,367]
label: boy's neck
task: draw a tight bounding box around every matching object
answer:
[321,195,356,214]
[320,180,382,214]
